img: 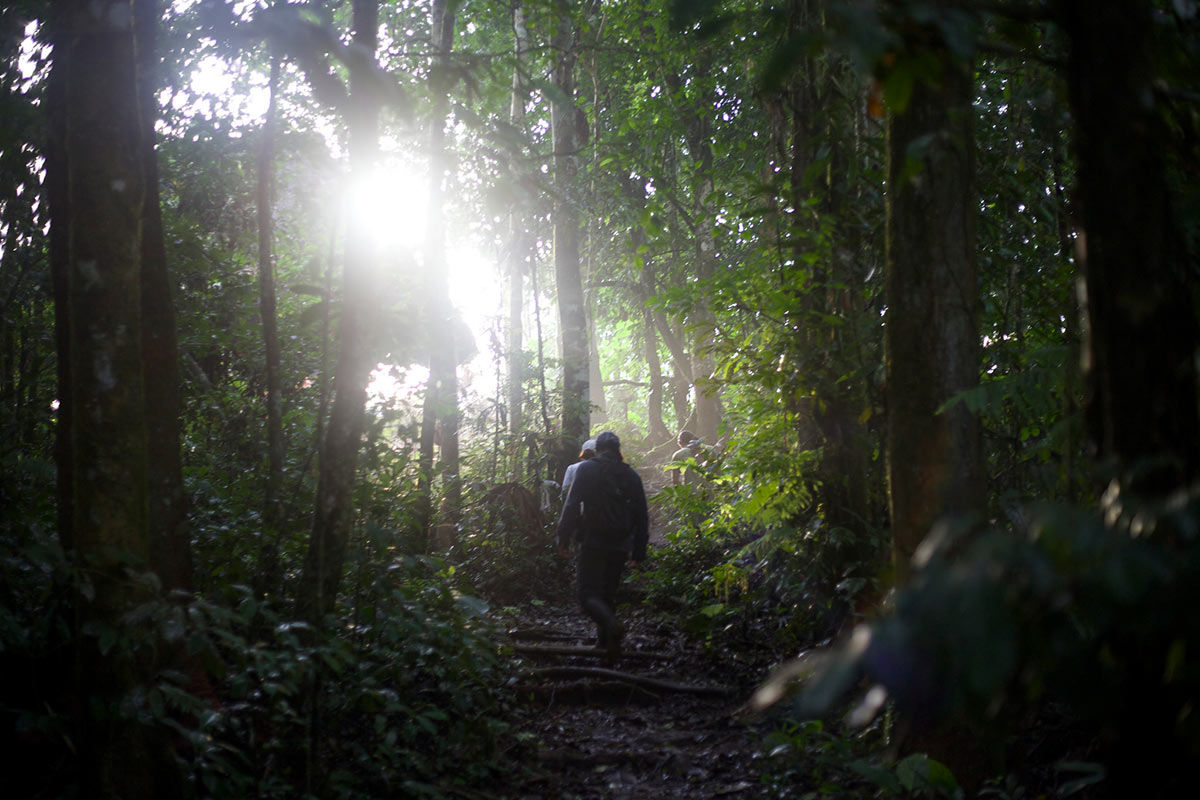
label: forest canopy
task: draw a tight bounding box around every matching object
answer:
[2,0,1199,797]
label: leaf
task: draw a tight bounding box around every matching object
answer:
[454,592,489,619]
[896,753,959,796]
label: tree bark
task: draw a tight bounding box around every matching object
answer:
[298,0,380,624]
[1059,2,1200,793]
[552,0,589,472]
[884,20,982,578]
[136,0,193,597]
[46,10,73,555]
[417,0,461,546]
[59,1,184,794]
[255,54,285,597]
[505,1,530,447]
[1061,0,1200,492]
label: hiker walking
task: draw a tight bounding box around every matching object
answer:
[556,431,649,657]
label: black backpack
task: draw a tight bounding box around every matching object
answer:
[588,458,633,532]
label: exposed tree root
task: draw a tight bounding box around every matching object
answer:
[505,627,580,641]
[509,643,674,661]
[536,747,662,767]
[525,665,731,696]
[513,680,662,706]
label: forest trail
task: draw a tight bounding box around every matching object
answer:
[495,597,765,799]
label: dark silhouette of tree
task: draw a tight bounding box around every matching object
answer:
[298,0,381,624]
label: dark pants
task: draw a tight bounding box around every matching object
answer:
[576,546,627,646]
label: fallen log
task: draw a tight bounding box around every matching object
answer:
[509,643,673,661]
[525,666,731,696]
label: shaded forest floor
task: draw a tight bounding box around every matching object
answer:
[492,598,768,799]
[488,482,775,798]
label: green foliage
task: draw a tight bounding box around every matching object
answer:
[163,559,508,798]
[448,474,569,605]
[788,487,1200,794]
[643,466,885,654]
[761,718,963,800]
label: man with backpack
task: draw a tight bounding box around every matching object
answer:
[556,431,649,657]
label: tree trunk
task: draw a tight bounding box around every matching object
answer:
[1061,0,1200,493]
[136,0,193,597]
[417,0,460,546]
[46,3,73,556]
[298,0,380,624]
[623,176,670,443]
[884,22,981,578]
[665,56,722,441]
[505,1,530,447]
[552,0,589,471]
[1060,2,1199,793]
[59,1,184,794]
[255,54,285,597]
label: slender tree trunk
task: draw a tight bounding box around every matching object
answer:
[623,177,670,443]
[418,0,460,546]
[552,0,588,472]
[298,0,380,624]
[135,0,193,597]
[884,20,981,578]
[665,57,722,441]
[47,4,73,556]
[256,54,285,597]
[505,1,530,447]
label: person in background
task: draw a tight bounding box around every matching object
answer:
[560,437,596,498]
[669,429,706,486]
[556,432,649,657]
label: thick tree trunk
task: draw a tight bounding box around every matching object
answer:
[299,0,380,624]
[553,0,589,472]
[1061,0,1200,492]
[1060,3,1199,794]
[59,2,184,795]
[884,27,981,578]
[255,55,285,597]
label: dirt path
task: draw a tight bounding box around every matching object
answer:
[493,596,767,799]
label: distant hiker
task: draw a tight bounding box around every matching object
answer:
[669,429,706,486]
[560,437,597,498]
[556,431,649,657]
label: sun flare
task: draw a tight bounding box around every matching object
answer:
[346,163,428,251]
